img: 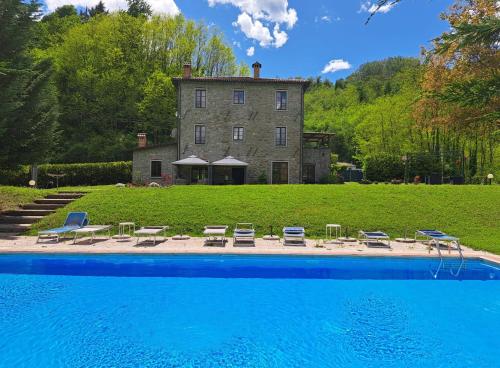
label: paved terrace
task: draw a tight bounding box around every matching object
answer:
[0,235,499,264]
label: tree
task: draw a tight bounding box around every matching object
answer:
[415,0,499,178]
[137,71,176,144]
[127,0,152,17]
[46,13,245,162]
[0,0,59,168]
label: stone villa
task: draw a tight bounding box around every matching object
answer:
[132,62,332,185]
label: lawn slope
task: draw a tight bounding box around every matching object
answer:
[30,184,500,253]
[0,186,56,212]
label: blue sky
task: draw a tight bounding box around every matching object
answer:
[42,0,455,80]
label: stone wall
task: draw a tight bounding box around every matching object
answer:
[303,147,332,183]
[177,80,305,184]
[132,144,177,184]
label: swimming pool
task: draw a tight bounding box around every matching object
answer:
[0,254,499,367]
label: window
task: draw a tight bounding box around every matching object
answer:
[233,90,245,104]
[191,166,208,184]
[276,90,287,110]
[150,160,162,178]
[233,127,244,141]
[195,89,206,108]
[275,127,287,146]
[272,162,288,184]
[195,125,206,144]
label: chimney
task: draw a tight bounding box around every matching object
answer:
[252,61,262,79]
[137,133,147,148]
[183,63,192,78]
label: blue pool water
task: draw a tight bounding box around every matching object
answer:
[0,254,499,368]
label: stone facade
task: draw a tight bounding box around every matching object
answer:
[132,144,177,184]
[132,65,332,185]
[303,147,332,183]
[176,79,305,184]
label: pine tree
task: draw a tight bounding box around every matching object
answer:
[0,0,59,168]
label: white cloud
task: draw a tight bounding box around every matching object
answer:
[322,59,352,74]
[246,46,255,56]
[233,41,241,48]
[235,12,273,47]
[359,1,395,14]
[208,0,297,48]
[44,0,180,15]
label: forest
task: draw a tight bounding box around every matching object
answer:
[0,0,498,182]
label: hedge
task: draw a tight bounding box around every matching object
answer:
[363,154,404,182]
[0,161,132,187]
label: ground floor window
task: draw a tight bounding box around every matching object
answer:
[151,160,162,178]
[272,162,288,184]
[303,164,315,184]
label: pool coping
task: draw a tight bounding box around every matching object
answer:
[1,235,499,266]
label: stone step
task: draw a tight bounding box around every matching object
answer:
[47,193,85,199]
[34,198,74,205]
[4,209,55,217]
[22,203,65,210]
[0,215,44,224]
[0,233,21,239]
[0,223,31,233]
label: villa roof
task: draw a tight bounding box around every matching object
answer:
[172,155,209,166]
[172,76,310,86]
[212,156,248,167]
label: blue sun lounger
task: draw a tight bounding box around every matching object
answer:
[358,230,391,247]
[415,230,460,250]
[37,212,89,243]
[283,227,305,246]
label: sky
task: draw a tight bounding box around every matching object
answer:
[41,0,456,80]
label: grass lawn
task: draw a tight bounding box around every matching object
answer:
[26,184,500,254]
[0,186,57,212]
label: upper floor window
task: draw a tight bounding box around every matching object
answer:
[195,125,206,144]
[195,89,206,108]
[151,160,162,178]
[233,90,245,104]
[233,127,244,141]
[276,90,287,110]
[275,127,287,146]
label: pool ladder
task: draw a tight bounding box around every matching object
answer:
[431,240,465,279]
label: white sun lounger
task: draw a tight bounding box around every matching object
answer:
[134,226,169,245]
[358,231,391,247]
[72,225,112,244]
[204,225,228,246]
[233,223,255,246]
[283,227,305,246]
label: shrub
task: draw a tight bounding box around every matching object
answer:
[363,154,404,182]
[319,173,344,184]
[0,161,132,187]
[257,171,267,184]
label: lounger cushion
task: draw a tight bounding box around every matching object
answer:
[39,225,81,234]
[284,227,304,235]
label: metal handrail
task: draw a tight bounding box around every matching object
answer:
[431,239,444,279]
[449,241,465,277]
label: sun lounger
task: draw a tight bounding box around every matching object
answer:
[233,223,255,246]
[358,231,391,247]
[415,229,459,251]
[283,227,305,246]
[204,225,228,246]
[37,212,89,243]
[134,226,169,245]
[72,225,112,244]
